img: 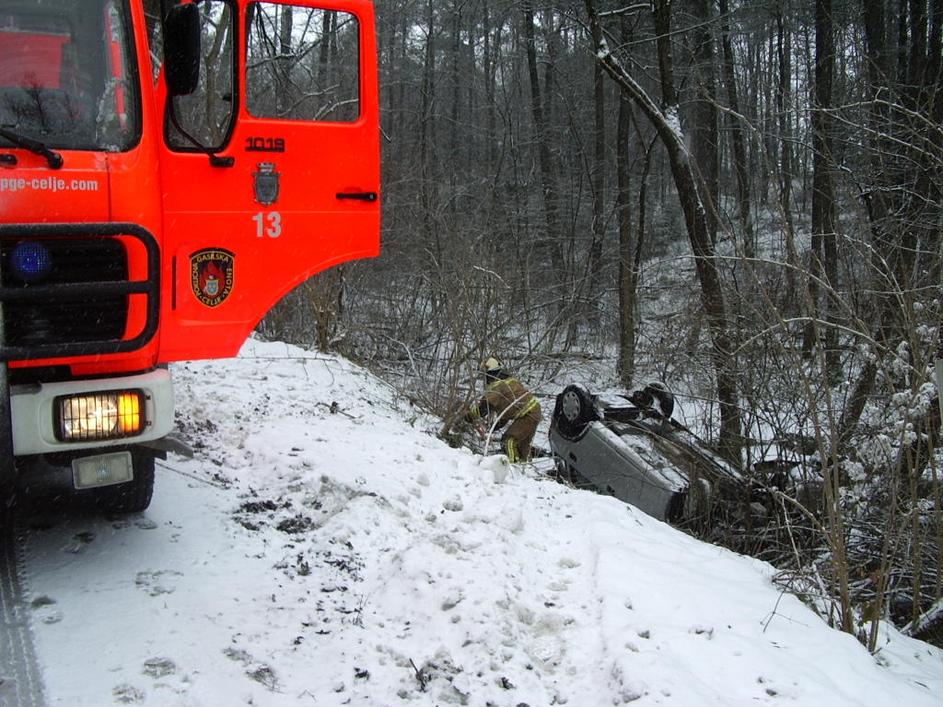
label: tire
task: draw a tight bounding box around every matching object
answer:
[647,381,675,420]
[90,452,155,514]
[553,384,597,439]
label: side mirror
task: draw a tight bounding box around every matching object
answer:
[164,4,201,96]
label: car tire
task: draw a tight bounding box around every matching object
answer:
[90,452,155,514]
[647,381,675,420]
[553,384,596,439]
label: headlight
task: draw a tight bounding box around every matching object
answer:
[55,390,145,442]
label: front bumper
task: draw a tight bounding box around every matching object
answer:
[10,368,174,455]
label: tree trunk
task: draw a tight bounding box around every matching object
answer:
[587,16,606,323]
[483,0,496,173]
[805,0,840,379]
[586,0,742,463]
[523,1,566,297]
[776,11,799,303]
[813,0,853,636]
[616,17,636,388]
[685,0,719,245]
[276,6,293,116]
[419,0,438,250]
[718,0,754,258]
[449,1,461,196]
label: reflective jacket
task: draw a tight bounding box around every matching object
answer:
[469,376,540,429]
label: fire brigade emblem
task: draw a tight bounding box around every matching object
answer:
[190,248,235,307]
[254,162,280,205]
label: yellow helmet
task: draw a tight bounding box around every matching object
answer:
[482,356,502,373]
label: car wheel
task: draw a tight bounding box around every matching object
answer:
[90,452,155,514]
[553,384,596,439]
[647,381,675,420]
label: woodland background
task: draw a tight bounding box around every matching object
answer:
[252,0,943,650]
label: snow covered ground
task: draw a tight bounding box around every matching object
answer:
[18,338,943,706]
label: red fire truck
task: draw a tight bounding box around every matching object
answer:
[0,0,380,511]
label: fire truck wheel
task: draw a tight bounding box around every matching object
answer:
[93,453,155,514]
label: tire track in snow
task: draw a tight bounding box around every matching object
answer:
[0,511,46,707]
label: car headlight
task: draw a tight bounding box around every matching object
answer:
[55,390,145,442]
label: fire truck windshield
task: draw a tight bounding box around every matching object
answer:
[0,0,140,153]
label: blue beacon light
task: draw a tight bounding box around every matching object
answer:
[10,241,52,282]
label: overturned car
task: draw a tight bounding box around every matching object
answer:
[548,384,745,524]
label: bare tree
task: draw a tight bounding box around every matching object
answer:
[523,0,566,313]
[718,0,754,258]
[585,0,742,462]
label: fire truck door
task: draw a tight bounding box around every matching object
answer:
[157,0,380,363]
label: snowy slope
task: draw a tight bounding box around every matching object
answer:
[19,338,943,706]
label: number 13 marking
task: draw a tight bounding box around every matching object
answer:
[253,212,282,238]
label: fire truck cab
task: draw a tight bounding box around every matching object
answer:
[0,0,380,511]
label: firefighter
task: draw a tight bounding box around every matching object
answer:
[466,357,542,462]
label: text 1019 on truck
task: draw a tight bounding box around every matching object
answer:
[0,0,380,512]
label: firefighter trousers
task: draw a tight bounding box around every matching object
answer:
[501,408,540,462]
